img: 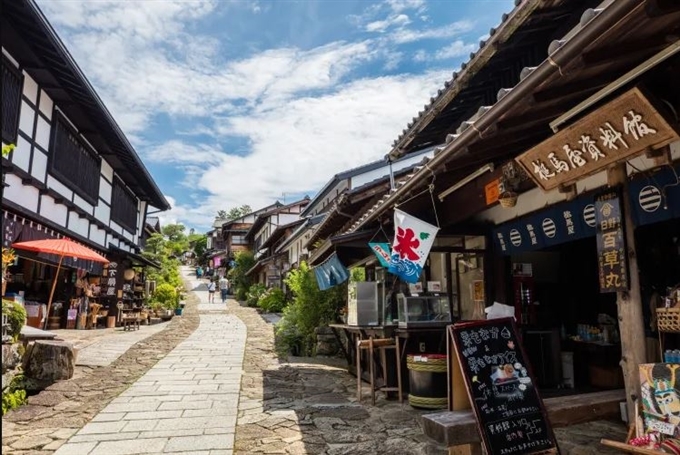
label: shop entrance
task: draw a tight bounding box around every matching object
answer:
[510,236,622,397]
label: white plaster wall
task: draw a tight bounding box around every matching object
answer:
[12,135,31,172]
[30,149,47,182]
[94,203,110,224]
[110,220,123,234]
[137,200,147,237]
[89,226,106,247]
[109,237,119,248]
[72,194,94,216]
[38,90,53,120]
[122,229,133,241]
[99,177,112,204]
[4,174,39,213]
[67,213,89,238]
[278,213,300,225]
[46,175,74,202]
[100,160,114,183]
[22,72,38,104]
[18,100,34,142]
[34,116,50,151]
[39,196,68,227]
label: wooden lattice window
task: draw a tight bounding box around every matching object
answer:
[49,112,101,204]
[111,177,138,233]
[2,57,23,145]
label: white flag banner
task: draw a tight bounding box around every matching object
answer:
[388,209,439,284]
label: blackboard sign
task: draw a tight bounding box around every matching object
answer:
[450,318,559,455]
[595,189,629,293]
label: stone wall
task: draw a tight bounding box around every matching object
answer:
[315,326,343,356]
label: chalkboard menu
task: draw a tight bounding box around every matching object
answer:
[450,318,559,455]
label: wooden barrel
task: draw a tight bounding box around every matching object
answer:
[106,316,116,328]
[47,316,61,330]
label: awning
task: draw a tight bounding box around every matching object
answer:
[108,244,161,269]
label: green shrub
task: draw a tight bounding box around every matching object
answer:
[2,299,26,341]
[275,262,346,357]
[258,288,287,313]
[235,286,248,301]
[152,283,178,310]
[228,251,256,301]
[2,374,27,416]
[246,283,266,308]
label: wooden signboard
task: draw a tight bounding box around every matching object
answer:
[594,189,629,293]
[515,87,680,191]
[450,318,559,455]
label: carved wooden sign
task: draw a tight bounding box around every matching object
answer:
[515,87,679,192]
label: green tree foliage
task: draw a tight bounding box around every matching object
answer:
[227,205,252,220]
[152,283,178,310]
[258,288,287,313]
[142,232,182,289]
[188,234,207,260]
[216,210,228,220]
[2,299,26,341]
[228,251,256,300]
[275,262,345,356]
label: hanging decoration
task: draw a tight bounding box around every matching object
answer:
[313,252,349,291]
[368,242,392,267]
[388,209,439,283]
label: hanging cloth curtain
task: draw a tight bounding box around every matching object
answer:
[313,252,349,291]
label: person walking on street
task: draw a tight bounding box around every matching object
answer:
[207,279,216,303]
[219,276,229,303]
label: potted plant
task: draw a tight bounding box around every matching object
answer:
[1,248,17,297]
[151,283,177,320]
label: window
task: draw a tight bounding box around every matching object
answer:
[2,57,23,145]
[49,113,101,203]
[111,177,138,232]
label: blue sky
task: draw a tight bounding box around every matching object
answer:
[37,0,514,231]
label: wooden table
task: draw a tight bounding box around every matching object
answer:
[120,309,141,331]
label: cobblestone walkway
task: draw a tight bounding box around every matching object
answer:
[2,267,628,454]
[1,269,201,454]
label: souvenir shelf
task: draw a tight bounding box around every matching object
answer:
[656,307,680,360]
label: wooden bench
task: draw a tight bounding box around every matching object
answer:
[121,316,141,331]
[421,389,625,450]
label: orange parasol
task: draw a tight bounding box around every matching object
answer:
[12,238,109,329]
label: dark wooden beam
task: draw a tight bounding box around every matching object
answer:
[582,36,672,67]
[532,75,611,104]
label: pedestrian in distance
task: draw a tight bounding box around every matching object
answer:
[219,276,229,303]
[207,279,216,303]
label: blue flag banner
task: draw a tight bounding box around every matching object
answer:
[313,252,350,291]
[368,242,392,267]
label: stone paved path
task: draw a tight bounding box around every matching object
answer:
[2,266,628,454]
[53,278,245,455]
[73,323,169,367]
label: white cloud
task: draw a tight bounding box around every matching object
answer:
[36,0,475,231]
[366,14,411,32]
[390,20,475,44]
[414,40,478,61]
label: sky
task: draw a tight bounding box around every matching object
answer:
[37,0,514,232]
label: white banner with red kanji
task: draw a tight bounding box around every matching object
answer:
[388,209,439,283]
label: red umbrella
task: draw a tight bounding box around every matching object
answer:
[12,238,110,329]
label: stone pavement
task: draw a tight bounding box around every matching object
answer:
[53,310,245,455]
[2,266,629,454]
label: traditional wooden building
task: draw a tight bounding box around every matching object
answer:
[1,0,169,259]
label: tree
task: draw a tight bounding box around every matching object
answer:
[216,210,227,220]
[227,205,252,220]
[188,234,208,259]
[228,250,256,300]
[162,224,186,243]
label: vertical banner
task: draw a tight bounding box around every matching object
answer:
[388,209,439,284]
[595,189,629,293]
[368,242,392,267]
[313,252,349,291]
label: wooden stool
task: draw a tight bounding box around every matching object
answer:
[356,337,403,405]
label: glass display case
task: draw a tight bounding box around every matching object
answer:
[397,294,451,328]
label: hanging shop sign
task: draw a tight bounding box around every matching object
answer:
[515,87,679,192]
[101,260,123,300]
[368,242,392,267]
[388,209,439,284]
[595,189,629,293]
[628,163,680,227]
[492,191,597,255]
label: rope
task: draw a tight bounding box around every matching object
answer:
[408,395,448,409]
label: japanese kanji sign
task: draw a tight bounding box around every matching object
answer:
[101,261,122,300]
[595,190,629,293]
[515,87,679,191]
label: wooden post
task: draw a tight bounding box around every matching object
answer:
[607,163,646,422]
